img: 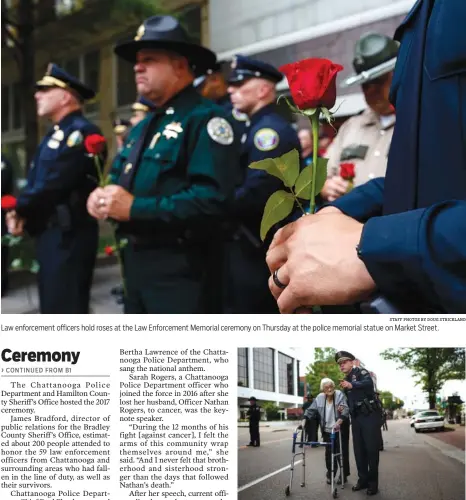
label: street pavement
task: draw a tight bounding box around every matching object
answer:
[1,262,123,314]
[238,419,465,500]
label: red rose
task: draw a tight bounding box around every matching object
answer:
[104,245,114,256]
[280,58,344,110]
[84,134,106,155]
[1,195,17,210]
[340,163,355,180]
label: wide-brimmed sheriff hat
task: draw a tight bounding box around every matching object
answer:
[335,351,356,364]
[114,15,216,75]
[132,95,156,113]
[341,33,399,88]
[36,63,95,101]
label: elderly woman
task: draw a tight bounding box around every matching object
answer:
[302,378,350,484]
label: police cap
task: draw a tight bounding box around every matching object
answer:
[36,63,95,101]
[113,117,131,136]
[132,95,156,112]
[335,351,356,364]
[228,55,283,85]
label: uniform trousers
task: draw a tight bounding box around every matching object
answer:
[36,224,98,313]
[249,422,260,446]
[351,411,380,489]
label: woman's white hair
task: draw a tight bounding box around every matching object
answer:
[320,378,335,391]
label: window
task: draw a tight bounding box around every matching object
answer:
[253,348,274,392]
[2,85,10,132]
[238,348,248,387]
[116,58,137,108]
[278,352,294,395]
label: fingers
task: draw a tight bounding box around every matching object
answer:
[268,264,290,301]
[87,188,108,220]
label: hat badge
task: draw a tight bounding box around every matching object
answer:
[134,24,145,41]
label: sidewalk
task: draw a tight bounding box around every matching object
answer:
[238,421,297,431]
[428,424,465,450]
[1,261,123,314]
[423,425,465,464]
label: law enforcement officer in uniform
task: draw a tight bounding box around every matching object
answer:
[246,396,261,447]
[302,393,318,445]
[336,351,380,495]
[223,55,301,313]
[113,118,131,151]
[266,0,466,313]
[321,33,398,202]
[87,15,241,314]
[6,64,107,313]
[1,155,14,296]
[130,95,156,127]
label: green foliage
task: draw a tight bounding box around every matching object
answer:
[294,158,328,200]
[262,402,280,421]
[378,390,404,410]
[305,348,341,396]
[109,0,168,20]
[250,149,300,188]
[381,348,465,409]
[2,234,39,274]
[259,190,295,242]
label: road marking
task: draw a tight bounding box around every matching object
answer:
[238,437,291,449]
[238,460,302,492]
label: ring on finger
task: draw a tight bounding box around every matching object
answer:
[98,198,106,207]
[272,268,287,289]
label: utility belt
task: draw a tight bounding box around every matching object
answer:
[31,203,94,235]
[353,398,382,417]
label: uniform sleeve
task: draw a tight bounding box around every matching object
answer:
[16,128,107,219]
[304,399,318,420]
[351,370,374,390]
[234,126,300,216]
[326,177,385,221]
[337,392,350,421]
[130,113,241,223]
[359,200,466,312]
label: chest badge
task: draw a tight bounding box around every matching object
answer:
[52,129,64,141]
[207,117,234,145]
[162,122,183,140]
[47,139,60,149]
[124,163,133,174]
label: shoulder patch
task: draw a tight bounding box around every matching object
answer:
[254,128,279,151]
[67,130,83,148]
[361,370,368,375]
[207,117,234,145]
[232,108,249,122]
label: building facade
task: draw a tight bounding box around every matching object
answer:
[238,347,304,419]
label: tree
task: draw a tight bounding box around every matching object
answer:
[378,390,404,411]
[305,348,342,395]
[1,0,165,168]
[381,348,465,409]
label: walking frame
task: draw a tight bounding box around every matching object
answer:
[285,425,345,499]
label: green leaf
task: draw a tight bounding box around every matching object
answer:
[295,158,329,200]
[249,149,300,188]
[260,190,295,241]
[302,108,318,116]
[30,261,40,274]
[11,258,22,270]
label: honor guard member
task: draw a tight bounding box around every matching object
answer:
[246,396,261,447]
[224,55,301,313]
[6,64,107,313]
[336,351,380,495]
[267,0,466,314]
[87,15,241,314]
[321,33,398,202]
[1,155,14,296]
[131,95,156,127]
[194,60,249,135]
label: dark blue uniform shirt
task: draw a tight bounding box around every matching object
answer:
[344,367,376,414]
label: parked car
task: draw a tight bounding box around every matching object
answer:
[413,410,445,433]
[410,413,420,427]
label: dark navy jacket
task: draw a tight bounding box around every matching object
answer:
[234,103,301,237]
[331,0,466,312]
[16,110,107,234]
[344,367,376,414]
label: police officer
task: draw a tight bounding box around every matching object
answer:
[130,95,156,127]
[87,15,241,314]
[246,396,261,447]
[113,118,131,151]
[266,0,466,313]
[223,55,301,313]
[1,155,14,296]
[6,64,107,313]
[336,351,380,495]
[302,393,318,445]
[321,33,398,202]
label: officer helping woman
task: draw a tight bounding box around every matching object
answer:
[302,378,350,484]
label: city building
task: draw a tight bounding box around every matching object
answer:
[238,348,304,420]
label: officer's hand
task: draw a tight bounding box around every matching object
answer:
[87,187,108,220]
[266,213,376,313]
[101,185,134,221]
[340,381,352,390]
[6,211,24,236]
[321,176,349,202]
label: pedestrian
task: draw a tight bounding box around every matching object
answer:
[302,393,318,445]
[336,351,381,495]
[6,63,107,313]
[246,396,261,447]
[87,15,241,314]
[223,55,301,313]
[1,155,14,296]
[302,378,350,484]
[266,0,466,313]
[321,33,398,202]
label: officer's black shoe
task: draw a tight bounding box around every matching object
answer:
[352,482,368,491]
[246,443,254,447]
[366,488,379,496]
